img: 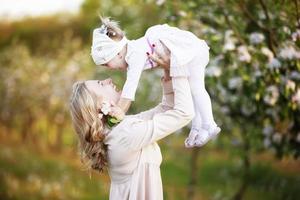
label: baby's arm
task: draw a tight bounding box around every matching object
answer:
[116,51,146,115]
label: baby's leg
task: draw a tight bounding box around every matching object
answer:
[184,96,210,148]
[188,50,217,127]
[189,70,217,129]
[188,49,221,145]
[189,73,221,136]
[184,51,211,148]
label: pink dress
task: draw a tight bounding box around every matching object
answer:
[104,77,195,200]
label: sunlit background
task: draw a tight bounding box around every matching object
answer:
[0,0,84,19]
[0,0,300,200]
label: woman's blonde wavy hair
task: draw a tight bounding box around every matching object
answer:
[69,81,108,174]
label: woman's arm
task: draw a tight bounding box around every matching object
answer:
[124,76,195,151]
[133,74,173,120]
[117,98,132,113]
[132,44,172,120]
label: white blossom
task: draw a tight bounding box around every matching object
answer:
[238,46,251,62]
[178,10,187,17]
[263,85,279,106]
[261,47,274,60]
[100,101,111,115]
[258,11,266,20]
[286,79,296,91]
[241,104,255,116]
[250,32,265,44]
[156,0,165,6]
[292,89,300,105]
[223,30,237,51]
[296,133,300,143]
[224,42,235,51]
[272,132,282,144]
[279,45,300,60]
[267,58,281,69]
[290,71,300,80]
[229,95,238,103]
[263,125,273,136]
[254,69,262,77]
[225,30,234,38]
[283,26,291,34]
[263,138,271,148]
[228,77,242,89]
[220,106,230,114]
[291,29,300,42]
[203,27,218,34]
[206,66,222,77]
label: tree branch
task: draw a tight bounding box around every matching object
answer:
[238,0,268,31]
[221,3,246,45]
[258,0,277,56]
[259,0,270,21]
[294,0,300,28]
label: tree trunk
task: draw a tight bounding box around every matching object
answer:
[232,131,251,200]
[187,148,200,200]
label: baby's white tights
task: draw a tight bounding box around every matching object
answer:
[184,50,221,148]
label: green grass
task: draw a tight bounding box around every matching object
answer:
[0,139,300,200]
[0,144,109,200]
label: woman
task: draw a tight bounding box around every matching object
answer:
[69,48,195,200]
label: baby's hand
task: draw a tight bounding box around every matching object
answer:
[147,41,171,69]
[109,101,125,121]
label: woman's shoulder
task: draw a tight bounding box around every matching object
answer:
[105,116,143,137]
[104,116,145,146]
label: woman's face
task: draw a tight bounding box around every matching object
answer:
[85,78,121,104]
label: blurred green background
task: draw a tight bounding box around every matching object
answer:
[0,0,300,199]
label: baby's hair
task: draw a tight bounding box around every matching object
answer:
[100,16,124,41]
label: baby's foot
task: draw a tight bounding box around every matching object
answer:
[193,128,210,147]
[202,124,221,139]
[185,127,210,148]
[185,128,199,148]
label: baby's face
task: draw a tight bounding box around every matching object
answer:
[103,45,128,70]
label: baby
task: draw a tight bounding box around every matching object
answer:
[91,17,221,148]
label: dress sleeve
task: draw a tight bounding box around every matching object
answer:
[124,77,195,151]
[121,52,147,101]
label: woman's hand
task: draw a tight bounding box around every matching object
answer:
[109,101,125,121]
[147,41,171,70]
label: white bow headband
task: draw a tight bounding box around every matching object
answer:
[91,25,128,65]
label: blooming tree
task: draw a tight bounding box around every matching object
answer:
[156,0,300,159]
[155,0,300,199]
